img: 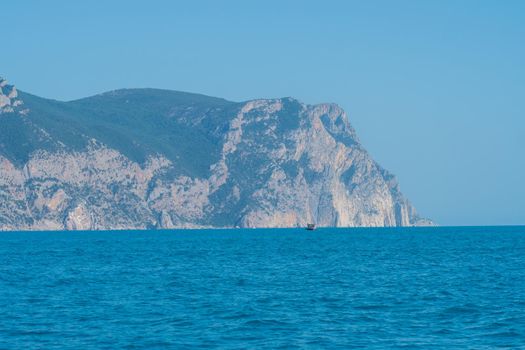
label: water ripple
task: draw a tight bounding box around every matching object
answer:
[0,226,524,349]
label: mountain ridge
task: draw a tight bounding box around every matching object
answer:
[0,76,433,230]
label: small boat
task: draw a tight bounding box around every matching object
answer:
[306,223,316,231]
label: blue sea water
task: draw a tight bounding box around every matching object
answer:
[1,226,524,349]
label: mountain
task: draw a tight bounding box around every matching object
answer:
[0,77,433,230]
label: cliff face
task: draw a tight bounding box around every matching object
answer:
[0,77,432,230]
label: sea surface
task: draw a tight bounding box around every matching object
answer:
[1,226,524,349]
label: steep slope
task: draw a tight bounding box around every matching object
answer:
[0,77,432,230]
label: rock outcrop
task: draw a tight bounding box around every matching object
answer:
[0,77,432,230]
[0,77,25,114]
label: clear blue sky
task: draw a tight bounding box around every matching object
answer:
[2,0,524,226]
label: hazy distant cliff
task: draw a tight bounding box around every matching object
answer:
[0,77,432,230]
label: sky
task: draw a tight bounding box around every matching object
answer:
[2,0,524,226]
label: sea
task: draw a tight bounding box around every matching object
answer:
[1,226,524,349]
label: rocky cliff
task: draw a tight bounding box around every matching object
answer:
[0,77,432,230]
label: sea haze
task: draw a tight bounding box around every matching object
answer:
[1,226,524,349]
